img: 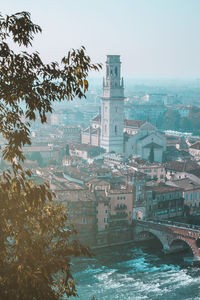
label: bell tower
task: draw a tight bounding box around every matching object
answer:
[100,55,124,153]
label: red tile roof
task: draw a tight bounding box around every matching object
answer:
[165,160,199,172]
[148,184,183,194]
[190,141,200,150]
[124,119,145,128]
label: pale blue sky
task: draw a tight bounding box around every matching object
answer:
[1,0,200,78]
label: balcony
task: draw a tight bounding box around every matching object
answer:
[109,212,128,221]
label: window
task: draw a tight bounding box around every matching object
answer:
[105,124,107,133]
[115,125,117,135]
[115,66,118,76]
[190,194,193,200]
[105,210,107,214]
[195,192,197,200]
[104,217,108,223]
[106,66,109,76]
[82,218,87,224]
[185,194,188,201]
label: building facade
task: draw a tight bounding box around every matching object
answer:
[146,185,184,221]
[125,122,166,162]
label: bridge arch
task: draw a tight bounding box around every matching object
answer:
[136,229,166,250]
[169,237,194,256]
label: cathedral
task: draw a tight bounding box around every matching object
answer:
[81,55,166,162]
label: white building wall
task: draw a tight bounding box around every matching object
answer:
[100,55,124,153]
[81,133,90,145]
[125,125,166,162]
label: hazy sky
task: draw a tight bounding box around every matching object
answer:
[1,0,200,78]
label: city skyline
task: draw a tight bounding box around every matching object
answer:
[1,0,200,79]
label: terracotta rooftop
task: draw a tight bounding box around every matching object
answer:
[190,141,200,150]
[124,119,145,128]
[70,143,104,152]
[86,177,110,185]
[167,178,200,191]
[91,114,101,122]
[165,160,199,173]
[148,184,183,194]
[189,168,200,179]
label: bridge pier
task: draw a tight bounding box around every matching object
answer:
[193,256,200,266]
[162,245,171,254]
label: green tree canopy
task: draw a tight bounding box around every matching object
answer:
[149,144,154,163]
[160,109,181,130]
[0,11,101,299]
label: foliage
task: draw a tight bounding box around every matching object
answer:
[0,11,101,299]
[149,144,154,163]
[157,107,200,134]
[158,109,180,130]
[0,167,91,299]
[0,11,101,164]
[187,107,200,134]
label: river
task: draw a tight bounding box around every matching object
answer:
[71,241,200,300]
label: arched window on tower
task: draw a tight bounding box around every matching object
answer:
[115,125,117,135]
[115,66,118,76]
[106,66,109,77]
[105,124,107,134]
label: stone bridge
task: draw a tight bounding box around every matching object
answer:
[133,220,200,262]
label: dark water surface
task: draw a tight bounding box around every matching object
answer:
[71,242,200,300]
